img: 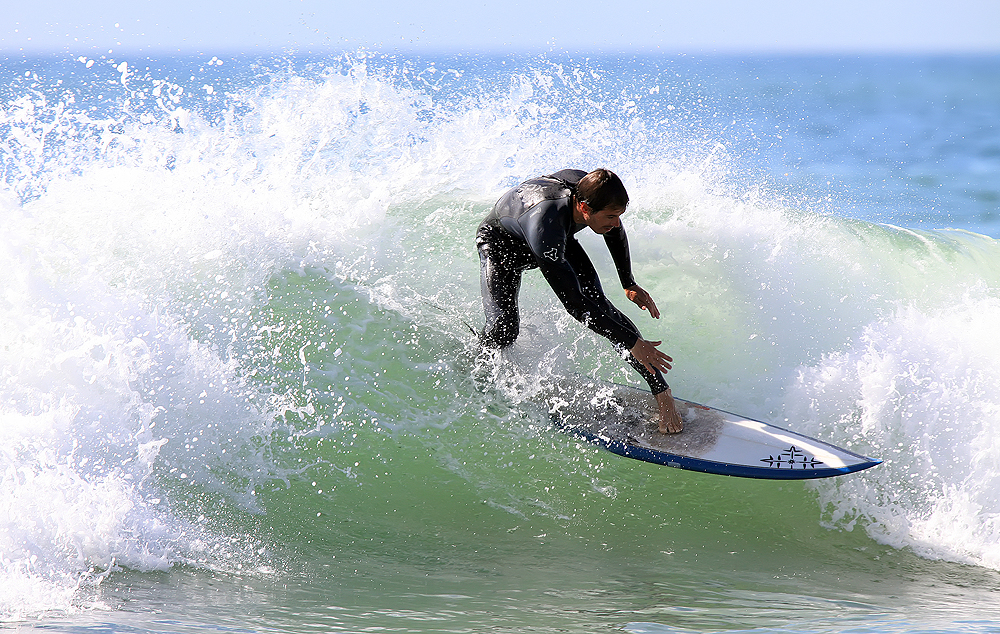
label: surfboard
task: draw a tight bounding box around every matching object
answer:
[547,377,880,480]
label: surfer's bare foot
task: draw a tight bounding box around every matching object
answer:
[656,389,683,434]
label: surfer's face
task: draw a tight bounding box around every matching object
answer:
[585,204,625,234]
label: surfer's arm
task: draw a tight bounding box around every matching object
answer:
[604,225,660,318]
[604,225,636,289]
[538,260,639,349]
[524,221,638,349]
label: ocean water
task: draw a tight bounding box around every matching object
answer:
[2,51,1000,632]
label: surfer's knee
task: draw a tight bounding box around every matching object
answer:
[481,325,518,349]
[480,303,518,347]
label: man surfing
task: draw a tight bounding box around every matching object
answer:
[476,168,683,434]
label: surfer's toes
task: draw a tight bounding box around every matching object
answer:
[658,422,684,435]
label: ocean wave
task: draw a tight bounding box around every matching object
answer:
[3,52,1000,619]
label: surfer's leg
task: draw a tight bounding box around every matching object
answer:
[655,389,683,434]
[565,240,681,433]
[623,337,681,433]
[565,240,671,395]
[611,316,682,432]
[477,237,522,349]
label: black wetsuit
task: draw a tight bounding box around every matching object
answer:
[476,169,669,395]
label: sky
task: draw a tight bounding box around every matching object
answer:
[3,0,1000,55]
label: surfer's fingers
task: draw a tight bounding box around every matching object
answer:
[632,339,673,373]
[626,286,659,318]
[655,352,674,373]
[644,355,671,374]
[647,343,673,366]
[639,292,660,319]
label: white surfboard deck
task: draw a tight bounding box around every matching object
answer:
[546,377,880,479]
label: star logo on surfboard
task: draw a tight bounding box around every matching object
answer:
[543,247,559,261]
[761,446,824,469]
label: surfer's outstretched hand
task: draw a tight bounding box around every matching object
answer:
[630,338,673,376]
[656,389,684,434]
[624,285,660,319]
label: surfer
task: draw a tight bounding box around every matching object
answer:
[476,168,683,434]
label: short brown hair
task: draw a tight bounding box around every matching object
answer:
[576,168,629,212]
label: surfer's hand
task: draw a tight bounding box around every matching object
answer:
[630,338,673,375]
[624,285,660,319]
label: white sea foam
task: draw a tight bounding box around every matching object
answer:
[788,290,1000,567]
[0,192,279,618]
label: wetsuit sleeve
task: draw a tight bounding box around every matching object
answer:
[604,225,636,289]
[518,203,639,350]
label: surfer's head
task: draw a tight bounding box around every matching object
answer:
[575,168,629,234]
[576,168,629,214]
